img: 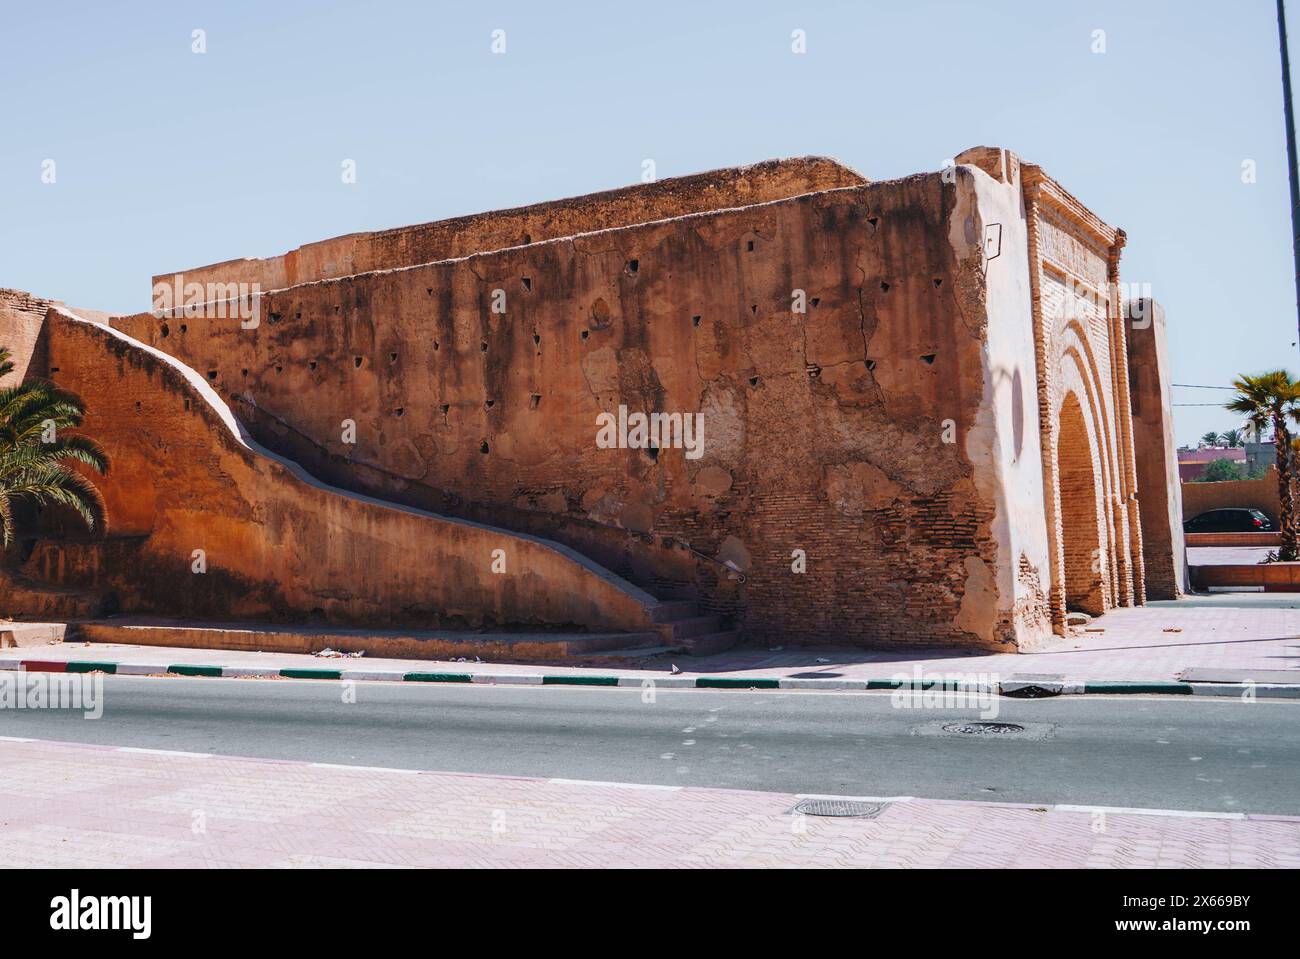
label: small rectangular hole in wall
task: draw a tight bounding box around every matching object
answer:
[921,353,937,365]
[810,297,820,308]
[692,315,701,327]
[522,276,532,291]
[529,394,542,410]
[394,407,404,417]
[627,259,639,274]
[389,352,398,363]
[354,356,363,368]
[485,399,495,409]
[746,240,754,252]
[880,281,891,293]
[440,404,450,415]
[481,341,488,352]
[865,359,877,371]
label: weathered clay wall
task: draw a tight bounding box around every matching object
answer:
[1182,469,1281,527]
[28,308,659,632]
[119,164,1046,650]
[156,158,867,297]
[0,288,53,386]
[1126,298,1186,598]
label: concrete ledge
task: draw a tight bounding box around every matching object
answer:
[75,619,668,661]
[1190,563,1300,591]
[0,623,67,649]
[1185,532,1281,547]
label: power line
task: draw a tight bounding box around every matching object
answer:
[1171,383,1235,390]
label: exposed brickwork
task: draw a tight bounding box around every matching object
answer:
[1007,156,1145,634]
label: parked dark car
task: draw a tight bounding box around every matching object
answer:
[1183,508,1273,533]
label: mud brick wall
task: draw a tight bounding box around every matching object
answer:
[118,162,1042,649]
[1126,298,1185,598]
[155,158,867,295]
[32,309,658,632]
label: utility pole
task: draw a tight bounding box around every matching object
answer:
[1279,0,1300,354]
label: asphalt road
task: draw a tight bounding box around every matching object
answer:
[3,676,1298,815]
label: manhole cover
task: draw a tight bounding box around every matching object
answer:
[943,721,1026,735]
[792,799,886,819]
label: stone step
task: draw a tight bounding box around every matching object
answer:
[0,622,68,649]
[678,630,741,656]
[0,570,111,621]
[71,618,665,662]
[665,614,724,639]
[648,600,700,623]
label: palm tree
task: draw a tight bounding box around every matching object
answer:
[1227,370,1300,560]
[1219,428,1246,448]
[1199,431,1221,448]
[0,346,108,546]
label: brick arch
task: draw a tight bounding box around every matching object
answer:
[1057,390,1107,614]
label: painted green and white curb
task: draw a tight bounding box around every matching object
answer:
[3,655,1299,697]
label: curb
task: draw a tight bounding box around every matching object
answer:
[2,656,1299,698]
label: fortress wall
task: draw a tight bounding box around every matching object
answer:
[119,167,1037,650]
[152,158,867,298]
[0,288,54,386]
[36,309,658,633]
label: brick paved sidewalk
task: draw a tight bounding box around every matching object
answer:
[0,738,1296,868]
[3,598,1298,686]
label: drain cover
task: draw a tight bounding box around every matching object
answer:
[943,721,1025,735]
[792,799,886,819]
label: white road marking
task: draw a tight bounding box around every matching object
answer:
[116,747,213,758]
[1053,803,1245,820]
[309,762,421,774]
[548,778,681,791]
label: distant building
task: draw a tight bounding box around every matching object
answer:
[1177,446,1247,482]
[1246,441,1276,475]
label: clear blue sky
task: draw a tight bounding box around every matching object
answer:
[1,0,1296,446]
